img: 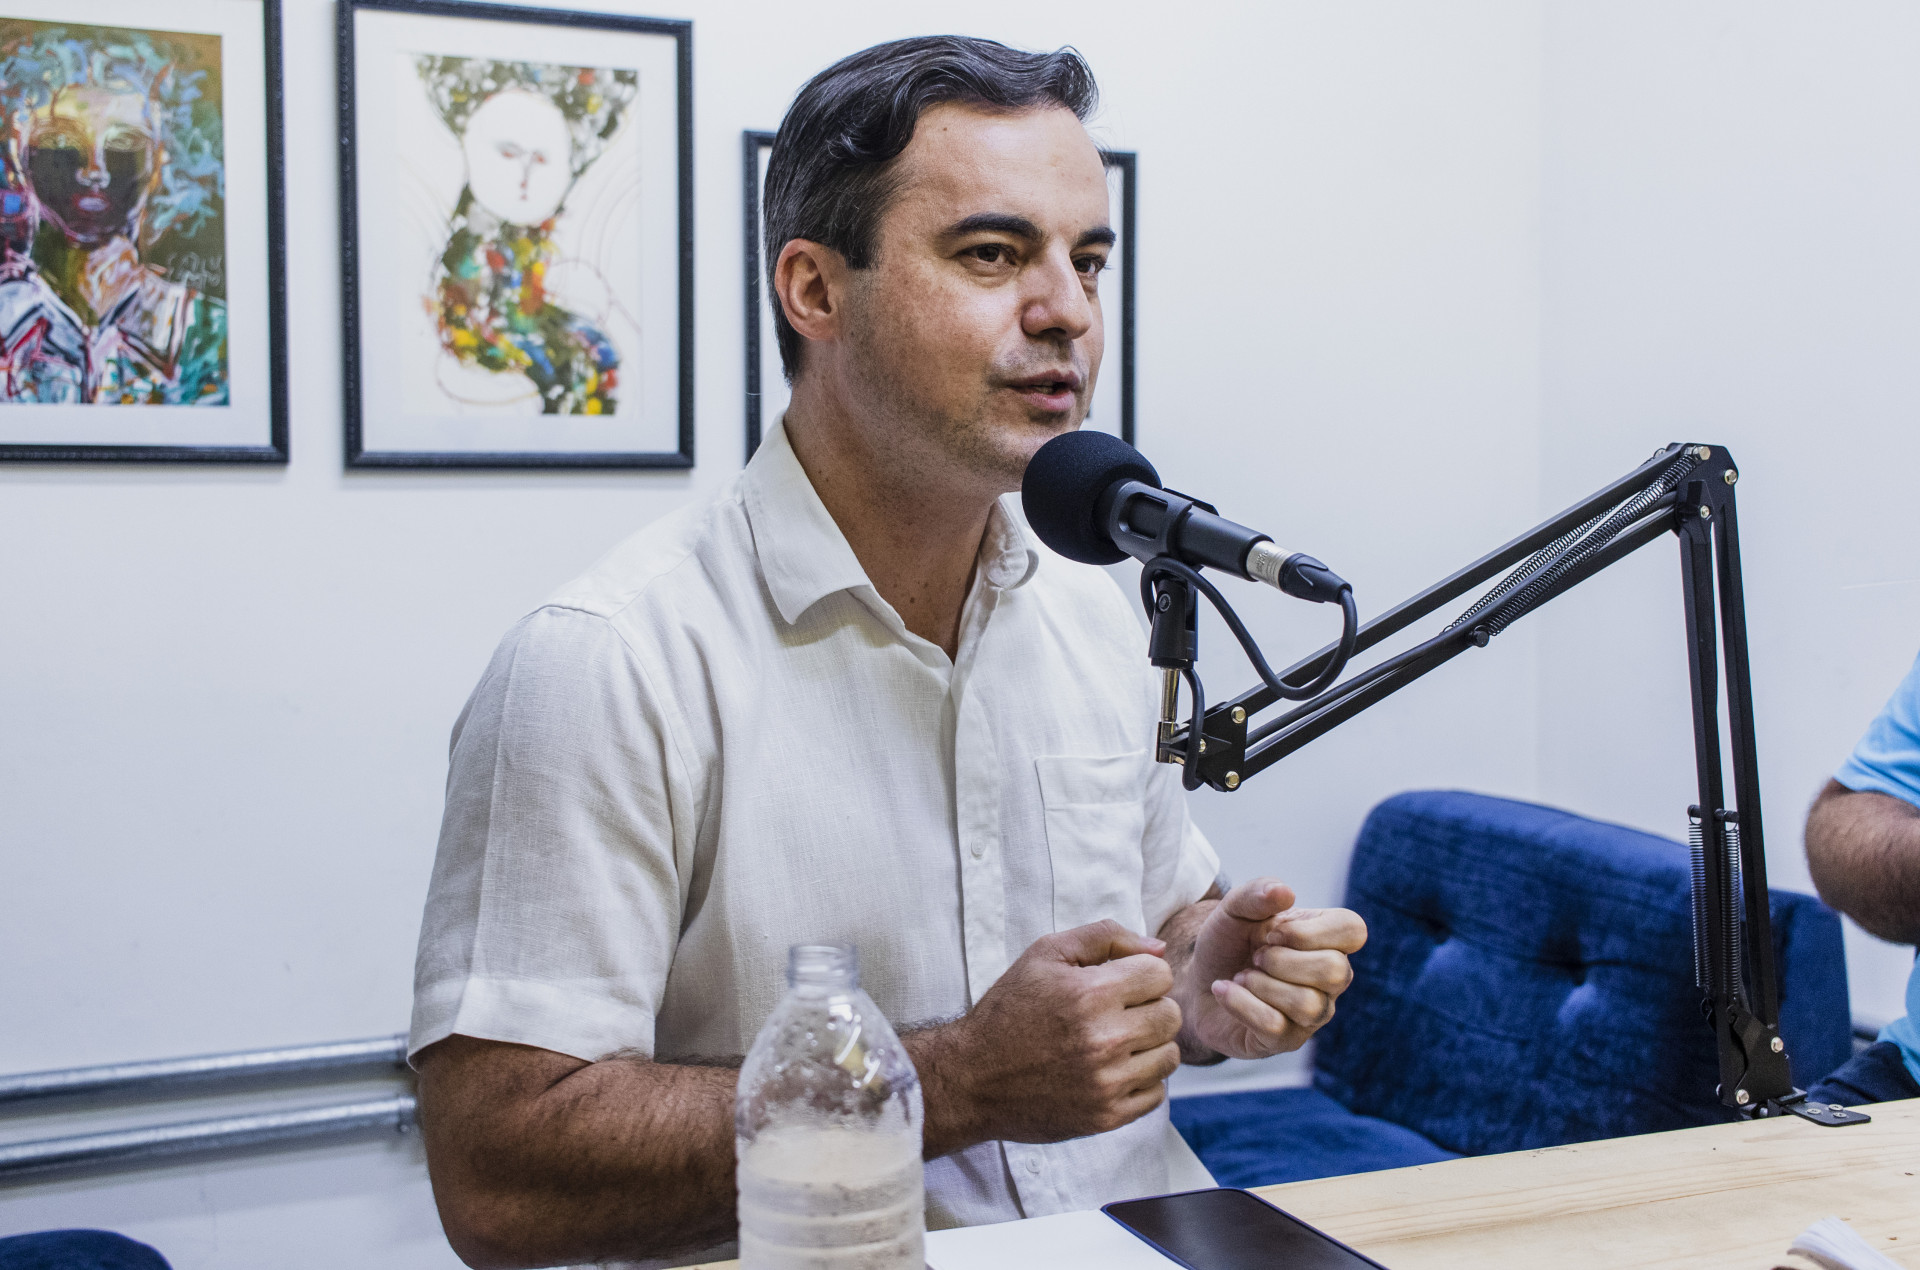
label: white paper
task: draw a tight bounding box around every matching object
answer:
[1788,1216,1905,1270]
[926,1208,1176,1270]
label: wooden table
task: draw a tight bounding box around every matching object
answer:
[684,1097,1920,1269]
[1255,1097,1920,1269]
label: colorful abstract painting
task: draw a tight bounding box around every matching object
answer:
[0,19,228,406]
[414,56,637,417]
[343,0,688,467]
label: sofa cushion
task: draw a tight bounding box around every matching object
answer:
[1311,791,1851,1156]
[1170,1086,1458,1187]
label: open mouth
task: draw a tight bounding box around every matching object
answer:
[1012,382,1078,413]
[1008,371,1083,412]
[75,194,110,215]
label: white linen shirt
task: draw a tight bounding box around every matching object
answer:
[410,421,1221,1253]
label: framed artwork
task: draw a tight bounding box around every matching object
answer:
[0,0,289,463]
[339,0,691,469]
[743,134,1135,460]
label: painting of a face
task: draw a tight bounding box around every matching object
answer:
[352,15,691,464]
[462,89,570,225]
[405,55,640,418]
[26,84,159,247]
[0,19,229,410]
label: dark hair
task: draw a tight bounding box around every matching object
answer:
[764,36,1099,383]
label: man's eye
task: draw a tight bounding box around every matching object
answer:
[967,244,1010,265]
[1076,255,1109,276]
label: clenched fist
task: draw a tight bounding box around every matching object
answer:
[911,919,1183,1149]
[1169,879,1367,1062]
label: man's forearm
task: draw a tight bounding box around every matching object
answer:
[1807,780,1920,945]
[422,1023,1017,1268]
[418,1036,738,1269]
[425,981,1173,1268]
[902,1022,994,1158]
[1158,889,1227,1065]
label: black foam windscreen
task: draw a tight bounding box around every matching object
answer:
[1021,429,1161,565]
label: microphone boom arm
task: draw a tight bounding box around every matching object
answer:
[1159,442,1866,1130]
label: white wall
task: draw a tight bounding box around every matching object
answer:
[6,2,1912,1265]
[1150,0,1545,1091]
[1536,0,1920,1026]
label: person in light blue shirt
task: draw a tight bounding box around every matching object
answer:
[1803,650,1920,1106]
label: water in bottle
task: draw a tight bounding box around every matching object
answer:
[736,943,925,1270]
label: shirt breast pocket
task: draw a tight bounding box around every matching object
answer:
[1036,752,1150,936]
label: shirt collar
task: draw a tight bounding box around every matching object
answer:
[742,419,1039,626]
[981,493,1041,593]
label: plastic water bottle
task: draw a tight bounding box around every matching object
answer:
[736,943,925,1270]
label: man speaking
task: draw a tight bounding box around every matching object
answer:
[409,36,1368,1269]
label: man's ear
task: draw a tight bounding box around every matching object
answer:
[773,238,847,350]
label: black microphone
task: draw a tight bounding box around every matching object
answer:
[1021,429,1348,603]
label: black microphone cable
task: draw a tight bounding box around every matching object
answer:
[1138,557,1360,789]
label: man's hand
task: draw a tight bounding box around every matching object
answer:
[909,919,1182,1152]
[1163,879,1367,1063]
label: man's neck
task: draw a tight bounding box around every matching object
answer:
[782,389,997,661]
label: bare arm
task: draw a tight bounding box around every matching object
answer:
[418,1037,984,1267]
[1806,778,1920,946]
[419,922,1183,1268]
[416,1036,737,1269]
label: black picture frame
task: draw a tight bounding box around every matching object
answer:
[1104,149,1137,450]
[743,134,1136,460]
[339,0,693,469]
[0,0,290,464]
[742,129,776,460]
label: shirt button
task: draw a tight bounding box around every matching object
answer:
[1025,1156,1041,1173]
[970,843,984,858]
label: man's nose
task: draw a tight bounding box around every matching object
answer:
[1020,248,1095,343]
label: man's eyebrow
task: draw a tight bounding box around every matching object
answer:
[944,212,1042,240]
[942,214,1118,252]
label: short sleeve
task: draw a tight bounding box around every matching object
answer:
[1138,753,1222,938]
[408,605,690,1065]
[1836,650,1920,809]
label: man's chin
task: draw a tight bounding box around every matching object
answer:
[970,416,1080,495]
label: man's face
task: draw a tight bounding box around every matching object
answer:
[24,84,161,249]
[839,102,1112,497]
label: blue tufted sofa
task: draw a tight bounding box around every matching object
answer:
[1172,791,1853,1187]
[0,1231,171,1269]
